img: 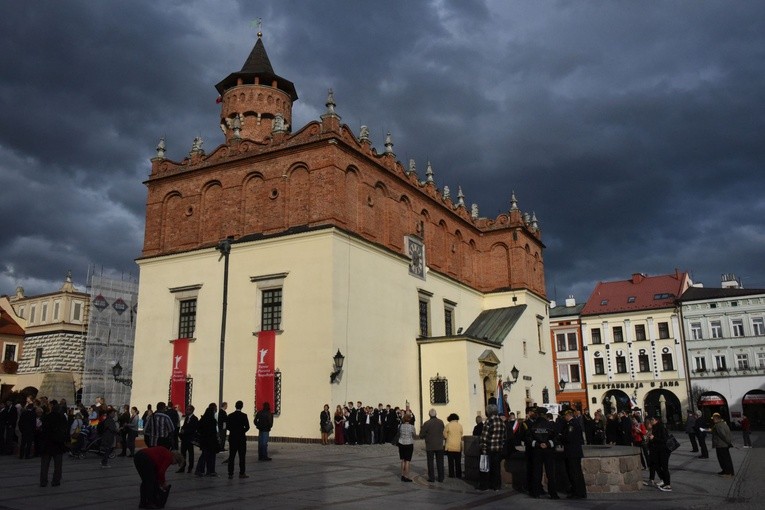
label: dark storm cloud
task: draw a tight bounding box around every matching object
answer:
[1,0,764,300]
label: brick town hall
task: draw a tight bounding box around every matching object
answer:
[131,33,555,439]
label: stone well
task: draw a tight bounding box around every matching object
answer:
[582,445,642,493]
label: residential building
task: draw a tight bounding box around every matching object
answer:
[550,296,587,411]
[8,272,89,401]
[0,295,26,399]
[679,274,765,427]
[131,34,554,439]
[581,271,692,429]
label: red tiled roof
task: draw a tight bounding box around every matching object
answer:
[0,308,24,336]
[581,272,690,316]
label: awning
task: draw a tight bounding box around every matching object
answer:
[699,395,726,406]
[743,394,765,405]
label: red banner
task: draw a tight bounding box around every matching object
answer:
[170,339,189,413]
[256,331,276,412]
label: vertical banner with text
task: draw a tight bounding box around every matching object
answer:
[256,331,276,412]
[170,339,190,413]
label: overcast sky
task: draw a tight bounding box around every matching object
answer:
[2,1,764,303]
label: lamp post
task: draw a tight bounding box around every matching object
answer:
[216,236,233,410]
[111,362,133,387]
[330,349,345,383]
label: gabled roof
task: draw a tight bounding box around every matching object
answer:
[0,307,24,336]
[581,272,689,316]
[215,37,298,100]
[679,286,765,302]
[464,305,527,344]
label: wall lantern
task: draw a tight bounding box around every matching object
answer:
[111,361,133,387]
[330,349,345,383]
[558,378,567,392]
[502,365,520,391]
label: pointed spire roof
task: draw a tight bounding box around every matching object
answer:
[215,35,298,100]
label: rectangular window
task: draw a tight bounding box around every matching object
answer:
[613,326,624,343]
[30,305,36,323]
[731,319,744,337]
[695,356,707,372]
[444,307,453,336]
[430,377,449,404]
[523,341,528,357]
[17,306,24,319]
[569,364,581,383]
[53,301,60,321]
[3,344,17,362]
[556,333,566,352]
[736,354,750,370]
[178,298,197,338]
[753,318,765,336]
[616,356,627,373]
[714,355,727,371]
[638,354,650,372]
[262,289,282,331]
[658,322,670,339]
[41,303,48,322]
[594,358,605,375]
[72,302,82,322]
[34,348,43,368]
[591,328,602,344]
[690,322,703,340]
[757,352,765,369]
[635,324,646,341]
[567,332,577,351]
[418,299,430,337]
[710,321,722,339]
[661,353,674,371]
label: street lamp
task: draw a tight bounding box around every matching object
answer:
[111,362,133,387]
[502,365,520,391]
[330,349,345,383]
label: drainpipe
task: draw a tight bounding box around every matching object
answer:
[418,341,424,428]
[216,237,233,410]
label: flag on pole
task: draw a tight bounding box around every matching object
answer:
[496,379,507,417]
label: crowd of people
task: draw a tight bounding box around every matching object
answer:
[0,393,751,505]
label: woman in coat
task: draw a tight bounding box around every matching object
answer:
[443,413,463,478]
[647,416,672,491]
[194,403,219,476]
[320,404,332,445]
[333,405,345,445]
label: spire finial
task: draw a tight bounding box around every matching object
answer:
[408,159,416,175]
[425,161,434,183]
[531,212,539,231]
[510,190,518,211]
[443,185,450,200]
[471,203,479,219]
[457,186,465,207]
[251,18,263,38]
[325,88,336,115]
[156,137,166,159]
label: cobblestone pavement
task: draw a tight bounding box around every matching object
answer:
[0,431,759,509]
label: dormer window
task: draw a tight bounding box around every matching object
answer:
[600,299,608,305]
[627,296,636,303]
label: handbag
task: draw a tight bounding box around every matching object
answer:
[479,454,490,473]
[666,434,680,452]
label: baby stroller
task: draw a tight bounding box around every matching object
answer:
[69,424,116,459]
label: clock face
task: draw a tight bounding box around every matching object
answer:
[407,237,425,279]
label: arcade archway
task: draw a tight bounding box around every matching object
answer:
[697,391,729,422]
[644,389,682,430]
[743,389,765,429]
[602,389,630,415]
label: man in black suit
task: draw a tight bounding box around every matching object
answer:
[562,409,587,499]
[226,401,250,479]
[355,401,365,444]
[218,402,228,452]
[347,402,357,445]
[178,405,198,473]
[375,404,385,444]
[165,401,181,451]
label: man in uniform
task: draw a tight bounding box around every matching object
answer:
[561,408,586,499]
[529,407,559,499]
[521,407,537,494]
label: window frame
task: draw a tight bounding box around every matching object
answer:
[690,322,703,340]
[638,354,650,372]
[177,298,197,339]
[615,355,627,373]
[731,319,744,337]
[34,347,43,368]
[556,333,567,352]
[661,352,674,371]
[591,328,602,344]
[657,322,670,339]
[612,326,624,343]
[710,320,723,339]
[736,353,750,370]
[261,288,283,332]
[3,342,19,362]
[635,324,646,341]
[594,358,605,375]
[752,317,765,336]
[694,356,707,372]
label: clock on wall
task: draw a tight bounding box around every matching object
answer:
[406,236,426,280]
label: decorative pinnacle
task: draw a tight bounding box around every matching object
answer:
[531,212,539,231]
[471,203,479,219]
[443,185,450,200]
[384,132,394,154]
[510,191,518,211]
[156,137,166,159]
[359,125,370,142]
[457,186,465,207]
[325,88,336,115]
[251,18,263,38]
[425,161,434,183]
[408,158,416,175]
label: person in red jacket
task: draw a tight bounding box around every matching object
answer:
[134,446,185,509]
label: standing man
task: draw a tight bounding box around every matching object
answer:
[741,415,752,448]
[143,402,175,449]
[419,409,445,483]
[561,409,586,499]
[100,407,118,468]
[217,402,228,452]
[695,411,710,459]
[165,401,180,451]
[347,402,357,445]
[226,400,250,479]
[39,401,68,487]
[685,410,699,453]
[529,408,559,499]
[255,402,273,461]
[710,413,734,476]
[118,405,131,457]
[178,405,198,474]
[479,404,506,491]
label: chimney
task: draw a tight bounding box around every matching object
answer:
[631,273,645,284]
[565,295,576,307]
[721,273,741,289]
